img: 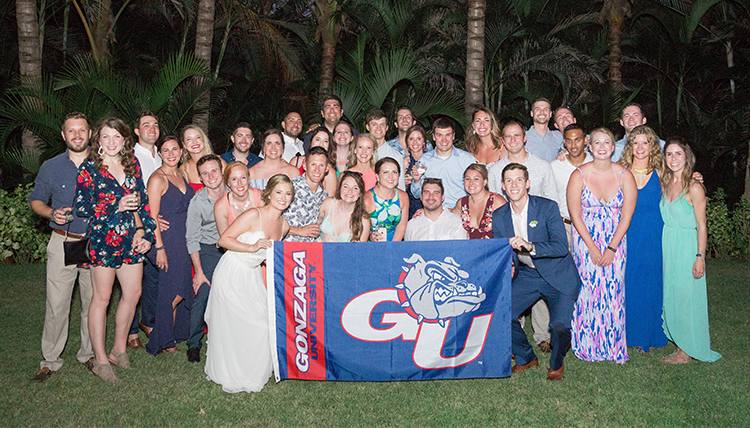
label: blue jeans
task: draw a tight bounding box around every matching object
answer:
[187,244,222,350]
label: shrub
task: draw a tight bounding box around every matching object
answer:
[0,184,48,263]
[706,188,750,259]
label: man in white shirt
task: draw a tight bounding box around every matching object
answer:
[550,123,592,244]
[488,120,556,352]
[281,112,304,162]
[405,178,468,241]
[366,109,405,191]
[133,111,161,184]
[489,120,558,204]
[525,98,563,162]
[130,111,162,349]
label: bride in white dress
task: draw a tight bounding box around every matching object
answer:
[204,174,294,393]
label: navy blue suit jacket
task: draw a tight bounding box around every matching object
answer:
[492,195,581,296]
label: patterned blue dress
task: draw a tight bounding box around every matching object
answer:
[571,169,629,363]
[368,189,402,241]
[75,159,156,267]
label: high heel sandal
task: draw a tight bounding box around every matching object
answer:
[92,360,118,382]
[108,351,131,369]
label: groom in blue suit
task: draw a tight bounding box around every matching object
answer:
[492,163,581,380]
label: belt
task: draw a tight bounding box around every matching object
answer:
[53,229,85,240]
[563,218,572,225]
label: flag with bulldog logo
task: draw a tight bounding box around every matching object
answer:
[268,239,513,382]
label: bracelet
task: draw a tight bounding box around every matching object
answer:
[155,245,164,251]
[606,245,617,253]
[135,226,145,231]
[49,209,55,221]
[696,253,705,258]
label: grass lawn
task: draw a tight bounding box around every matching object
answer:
[1,260,748,427]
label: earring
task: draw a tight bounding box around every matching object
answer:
[98,146,104,156]
[120,146,127,156]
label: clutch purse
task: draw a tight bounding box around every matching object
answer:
[63,237,91,266]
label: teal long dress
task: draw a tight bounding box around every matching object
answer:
[659,193,721,362]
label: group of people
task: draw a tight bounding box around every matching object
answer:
[29,95,719,390]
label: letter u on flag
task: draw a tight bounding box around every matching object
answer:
[268,239,513,382]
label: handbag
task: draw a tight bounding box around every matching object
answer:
[63,237,91,266]
[61,196,91,266]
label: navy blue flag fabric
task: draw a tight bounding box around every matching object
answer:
[268,239,513,382]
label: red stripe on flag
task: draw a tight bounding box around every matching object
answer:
[284,242,326,380]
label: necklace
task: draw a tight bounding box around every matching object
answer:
[633,168,649,174]
[230,195,250,212]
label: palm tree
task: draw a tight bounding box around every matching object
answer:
[0,53,214,171]
[465,0,486,120]
[312,0,343,96]
[193,0,215,129]
[15,0,42,152]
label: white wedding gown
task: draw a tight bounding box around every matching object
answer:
[204,231,272,393]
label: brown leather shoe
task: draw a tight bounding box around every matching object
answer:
[127,337,144,349]
[538,341,552,353]
[547,364,564,381]
[511,359,539,374]
[31,367,53,382]
[139,322,152,338]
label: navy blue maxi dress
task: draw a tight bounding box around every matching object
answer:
[146,175,195,355]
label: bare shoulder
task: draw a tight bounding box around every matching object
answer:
[492,193,507,209]
[688,181,706,200]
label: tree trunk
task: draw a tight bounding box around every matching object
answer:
[16,0,42,152]
[315,0,340,97]
[605,0,627,90]
[464,0,486,122]
[89,0,113,61]
[193,0,215,130]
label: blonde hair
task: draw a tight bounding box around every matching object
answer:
[181,124,214,163]
[346,133,378,170]
[261,174,295,205]
[588,127,616,156]
[618,125,663,174]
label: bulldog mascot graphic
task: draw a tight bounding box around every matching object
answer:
[397,254,486,325]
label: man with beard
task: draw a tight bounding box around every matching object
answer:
[221,123,261,167]
[386,106,433,158]
[525,98,563,162]
[28,112,95,382]
[404,179,467,241]
[280,112,304,162]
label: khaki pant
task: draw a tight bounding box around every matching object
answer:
[40,232,93,371]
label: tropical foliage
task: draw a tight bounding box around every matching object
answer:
[0,0,749,205]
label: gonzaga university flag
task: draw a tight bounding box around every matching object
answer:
[268,239,513,382]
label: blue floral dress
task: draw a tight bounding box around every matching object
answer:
[75,159,156,267]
